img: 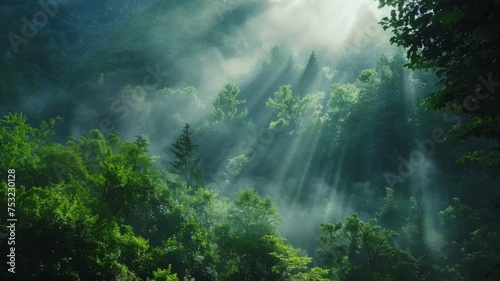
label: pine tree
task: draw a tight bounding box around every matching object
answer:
[170,123,202,186]
[296,51,320,95]
[268,45,284,67]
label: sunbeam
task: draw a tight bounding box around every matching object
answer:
[2,0,499,279]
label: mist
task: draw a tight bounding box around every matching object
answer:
[2,0,500,280]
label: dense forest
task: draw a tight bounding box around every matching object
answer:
[1,0,499,280]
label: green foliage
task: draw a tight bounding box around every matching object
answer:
[0,113,62,187]
[38,142,89,185]
[291,267,331,281]
[456,150,500,167]
[296,51,320,94]
[265,235,311,279]
[0,182,156,280]
[170,124,203,187]
[154,86,206,127]
[0,113,59,167]
[266,85,303,133]
[376,187,400,228]
[268,45,285,67]
[214,188,312,281]
[81,131,158,216]
[148,266,180,281]
[378,0,500,162]
[3,5,500,275]
[226,154,250,176]
[321,52,423,181]
[211,83,247,121]
[0,114,189,280]
[300,91,325,132]
[318,213,419,281]
[322,83,359,149]
[439,197,487,273]
[165,217,216,280]
[378,0,499,72]
[440,198,481,245]
[460,225,500,281]
[231,188,281,237]
[326,84,358,119]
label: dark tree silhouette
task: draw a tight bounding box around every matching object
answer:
[296,51,320,95]
[170,123,203,186]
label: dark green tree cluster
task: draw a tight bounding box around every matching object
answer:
[378,0,500,164]
[378,1,500,278]
[1,0,499,280]
[170,123,203,187]
[0,113,327,281]
[2,49,500,281]
[318,214,419,281]
[296,52,320,95]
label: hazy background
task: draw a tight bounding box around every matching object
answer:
[2,0,499,264]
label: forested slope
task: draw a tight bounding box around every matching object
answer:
[1,0,499,280]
